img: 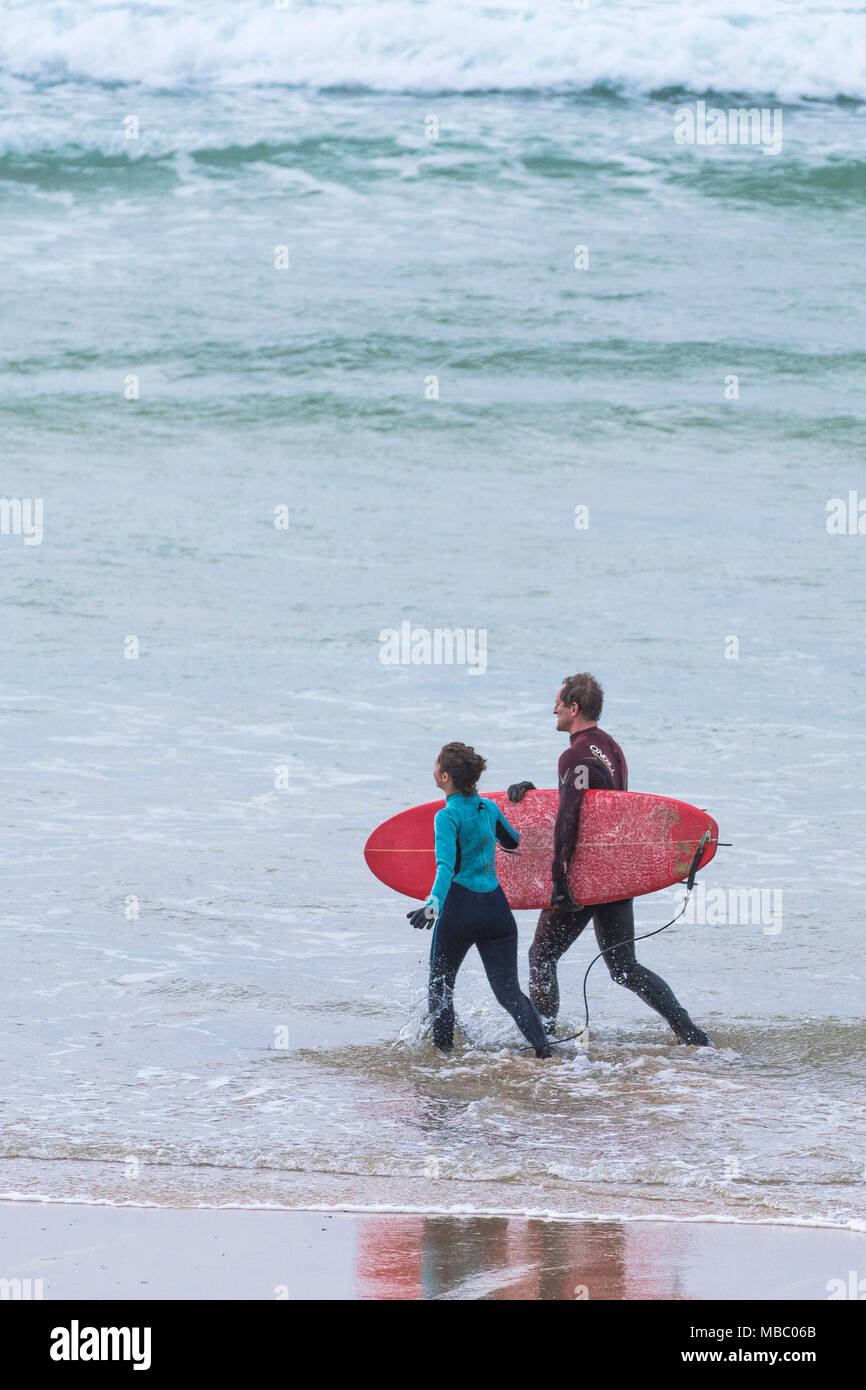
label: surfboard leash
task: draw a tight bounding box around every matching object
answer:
[527,831,716,1050]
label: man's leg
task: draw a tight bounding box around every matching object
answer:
[528,905,594,1027]
[594,899,712,1045]
[476,905,552,1055]
[428,913,472,1051]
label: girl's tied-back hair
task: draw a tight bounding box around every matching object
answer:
[437,742,486,795]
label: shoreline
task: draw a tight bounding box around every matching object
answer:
[1,1154,861,1233]
[2,1199,864,1300]
[2,1192,864,1235]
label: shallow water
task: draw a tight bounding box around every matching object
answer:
[0,0,864,1231]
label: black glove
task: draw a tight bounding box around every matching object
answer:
[507,780,536,804]
[407,905,436,930]
[550,879,582,912]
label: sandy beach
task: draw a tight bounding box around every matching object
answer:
[2,1201,863,1301]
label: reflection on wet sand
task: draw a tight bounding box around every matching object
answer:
[356,1216,686,1300]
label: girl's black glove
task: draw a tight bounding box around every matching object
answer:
[407,905,436,930]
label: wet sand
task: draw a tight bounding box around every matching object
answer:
[1,1201,863,1300]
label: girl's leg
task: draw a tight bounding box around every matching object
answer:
[476,899,551,1054]
[428,913,471,1051]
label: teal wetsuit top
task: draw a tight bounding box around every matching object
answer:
[425,793,519,914]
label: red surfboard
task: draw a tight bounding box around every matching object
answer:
[364,789,718,909]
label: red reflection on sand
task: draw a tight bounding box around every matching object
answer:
[355,1216,426,1300]
[355,1215,680,1300]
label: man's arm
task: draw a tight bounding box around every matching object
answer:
[551,761,589,891]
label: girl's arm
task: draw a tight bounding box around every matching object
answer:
[426,808,457,914]
[494,804,519,851]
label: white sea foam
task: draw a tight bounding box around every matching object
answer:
[0,0,864,99]
[1,1193,864,1232]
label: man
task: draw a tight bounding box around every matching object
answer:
[508,673,712,1046]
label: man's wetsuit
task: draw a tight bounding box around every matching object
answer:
[425,793,550,1055]
[528,725,711,1046]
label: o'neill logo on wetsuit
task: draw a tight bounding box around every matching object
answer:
[590,744,615,779]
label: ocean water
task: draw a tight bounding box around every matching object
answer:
[0,0,864,1232]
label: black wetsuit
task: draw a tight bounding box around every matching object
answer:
[429,882,550,1053]
[529,725,711,1045]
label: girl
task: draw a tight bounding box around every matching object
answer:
[407,742,552,1058]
